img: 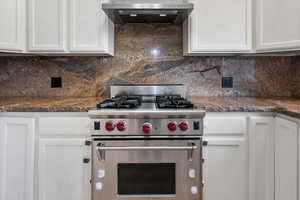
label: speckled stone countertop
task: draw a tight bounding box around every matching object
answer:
[1,96,300,118]
[0,97,105,112]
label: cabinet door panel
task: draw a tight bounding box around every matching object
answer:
[249,117,274,200]
[275,118,298,200]
[0,0,24,51]
[256,0,300,51]
[69,0,112,52]
[28,0,66,51]
[184,0,251,54]
[38,138,90,200]
[0,118,35,200]
[203,137,248,200]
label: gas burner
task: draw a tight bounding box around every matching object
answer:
[97,96,142,109]
[156,95,194,109]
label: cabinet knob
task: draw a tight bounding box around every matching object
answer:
[83,158,90,163]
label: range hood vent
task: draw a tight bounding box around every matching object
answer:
[102,0,193,24]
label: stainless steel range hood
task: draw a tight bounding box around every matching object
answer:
[102,0,193,24]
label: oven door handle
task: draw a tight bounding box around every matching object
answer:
[96,143,197,161]
[97,146,197,151]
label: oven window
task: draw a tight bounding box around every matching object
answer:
[118,163,176,195]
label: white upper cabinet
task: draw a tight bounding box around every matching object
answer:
[184,0,252,55]
[0,117,35,200]
[69,0,114,54]
[0,0,25,52]
[28,0,114,55]
[255,0,300,52]
[28,0,66,52]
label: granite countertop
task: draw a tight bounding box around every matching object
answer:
[1,96,300,118]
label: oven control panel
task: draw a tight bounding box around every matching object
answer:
[90,118,203,136]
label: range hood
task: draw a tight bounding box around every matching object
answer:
[102,0,193,24]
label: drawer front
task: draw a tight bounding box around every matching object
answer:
[39,117,90,136]
[204,117,247,135]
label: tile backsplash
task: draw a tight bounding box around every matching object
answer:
[0,24,299,97]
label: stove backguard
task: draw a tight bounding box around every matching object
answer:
[110,84,186,98]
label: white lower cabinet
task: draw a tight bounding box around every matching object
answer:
[249,116,299,200]
[274,117,298,200]
[1,113,300,200]
[203,137,248,200]
[203,116,248,200]
[249,116,274,200]
[0,117,35,200]
[38,138,91,200]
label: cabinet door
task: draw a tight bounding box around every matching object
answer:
[274,117,298,200]
[184,0,251,55]
[249,117,274,200]
[0,118,35,200]
[0,0,25,52]
[69,0,114,54]
[203,137,248,200]
[28,0,66,51]
[38,138,91,200]
[255,0,300,52]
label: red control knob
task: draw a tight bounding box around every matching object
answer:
[117,121,127,131]
[179,122,189,131]
[105,121,115,131]
[142,122,152,134]
[168,122,177,132]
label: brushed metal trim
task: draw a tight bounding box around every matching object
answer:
[96,145,197,151]
[102,3,193,24]
[102,3,194,10]
[88,109,205,118]
[110,84,186,98]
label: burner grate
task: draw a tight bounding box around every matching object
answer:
[156,95,194,109]
[97,96,142,109]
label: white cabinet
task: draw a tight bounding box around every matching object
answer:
[37,116,91,200]
[28,0,67,52]
[28,0,114,55]
[274,117,298,200]
[38,138,91,200]
[0,0,25,52]
[249,117,274,200]
[203,138,248,200]
[0,117,35,200]
[255,0,300,52]
[69,0,114,54]
[183,0,252,55]
[203,116,248,200]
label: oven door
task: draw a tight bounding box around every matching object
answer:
[92,138,202,200]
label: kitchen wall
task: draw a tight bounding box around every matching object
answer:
[0,24,299,97]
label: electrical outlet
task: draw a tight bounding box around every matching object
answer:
[222,77,233,88]
[51,77,62,88]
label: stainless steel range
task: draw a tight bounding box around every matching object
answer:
[88,84,206,200]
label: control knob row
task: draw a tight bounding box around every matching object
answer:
[105,121,189,133]
[168,121,189,132]
[105,121,126,131]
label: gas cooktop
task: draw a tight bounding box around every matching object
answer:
[97,95,195,109]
